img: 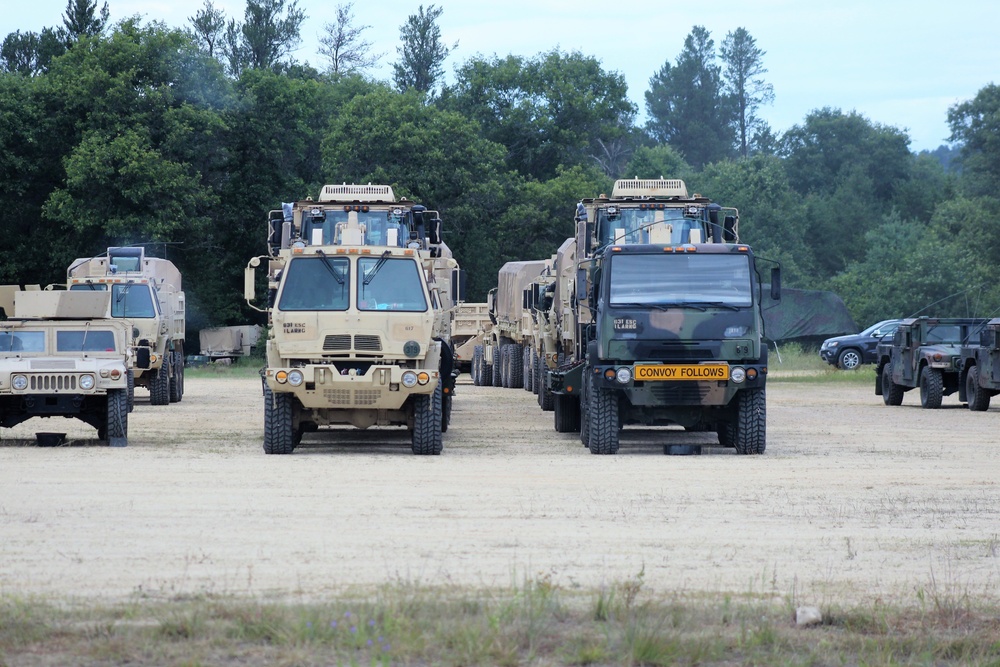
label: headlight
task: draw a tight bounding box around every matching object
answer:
[79,374,95,390]
[615,367,632,384]
[287,370,304,386]
[724,325,749,337]
[12,374,28,390]
[828,341,839,348]
[730,367,746,383]
[401,371,418,388]
[275,370,288,384]
[416,372,430,385]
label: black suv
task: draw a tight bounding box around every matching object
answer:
[820,319,901,370]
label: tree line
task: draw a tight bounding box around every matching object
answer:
[2,0,999,342]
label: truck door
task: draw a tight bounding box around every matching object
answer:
[899,326,915,384]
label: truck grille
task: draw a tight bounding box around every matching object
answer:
[648,383,710,404]
[29,374,78,391]
[322,389,382,406]
[323,334,382,352]
[323,335,351,351]
[354,335,382,351]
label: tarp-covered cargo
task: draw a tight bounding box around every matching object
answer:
[199,325,262,358]
[495,260,548,325]
[761,287,857,343]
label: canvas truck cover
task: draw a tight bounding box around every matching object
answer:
[496,260,548,326]
[761,287,857,343]
[200,325,262,357]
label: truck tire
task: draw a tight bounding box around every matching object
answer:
[966,366,991,411]
[538,356,555,412]
[919,366,943,409]
[126,370,135,413]
[441,391,452,432]
[472,345,482,386]
[411,383,443,455]
[509,345,523,389]
[716,421,735,448]
[499,346,509,387]
[587,380,619,455]
[733,388,766,455]
[579,371,590,445]
[554,393,580,433]
[150,353,171,406]
[881,363,904,406]
[105,388,128,443]
[491,346,502,387]
[837,348,862,370]
[531,350,540,395]
[263,384,296,454]
[169,350,184,403]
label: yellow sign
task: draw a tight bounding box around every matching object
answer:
[633,364,730,381]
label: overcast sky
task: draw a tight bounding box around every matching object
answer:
[5,0,998,152]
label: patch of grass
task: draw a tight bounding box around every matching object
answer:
[768,342,877,384]
[185,358,263,379]
[3,583,1000,666]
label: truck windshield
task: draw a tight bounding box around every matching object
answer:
[110,284,157,318]
[0,330,46,352]
[357,258,428,312]
[925,325,962,344]
[57,330,117,352]
[599,207,698,245]
[302,210,409,247]
[278,257,351,311]
[609,254,752,308]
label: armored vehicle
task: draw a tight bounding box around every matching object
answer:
[245,184,461,455]
[544,179,779,454]
[67,247,186,405]
[0,289,131,445]
[876,317,988,408]
[959,318,1000,411]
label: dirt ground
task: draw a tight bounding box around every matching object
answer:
[1,375,998,606]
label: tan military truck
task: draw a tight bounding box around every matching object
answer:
[67,247,186,406]
[452,301,490,376]
[245,184,461,455]
[479,260,549,389]
[0,288,131,445]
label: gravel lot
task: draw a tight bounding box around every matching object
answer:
[1,375,998,605]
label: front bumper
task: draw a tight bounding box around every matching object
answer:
[265,364,439,410]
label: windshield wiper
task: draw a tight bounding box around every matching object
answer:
[363,250,392,286]
[687,301,742,311]
[115,281,133,304]
[315,249,345,285]
[613,301,706,311]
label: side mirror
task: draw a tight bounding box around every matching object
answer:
[244,265,256,302]
[575,267,588,305]
[428,215,442,245]
[769,267,781,301]
[723,215,737,243]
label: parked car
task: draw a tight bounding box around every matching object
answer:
[820,319,902,370]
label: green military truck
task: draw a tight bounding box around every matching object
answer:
[959,317,1000,411]
[546,179,779,455]
[875,317,988,408]
[0,289,131,445]
[245,184,460,455]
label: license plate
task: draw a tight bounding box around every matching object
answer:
[633,364,730,381]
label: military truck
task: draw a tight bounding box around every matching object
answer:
[960,318,1000,411]
[244,184,461,455]
[0,288,131,445]
[875,317,988,408]
[452,302,490,376]
[478,260,549,389]
[67,247,186,406]
[543,179,779,455]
